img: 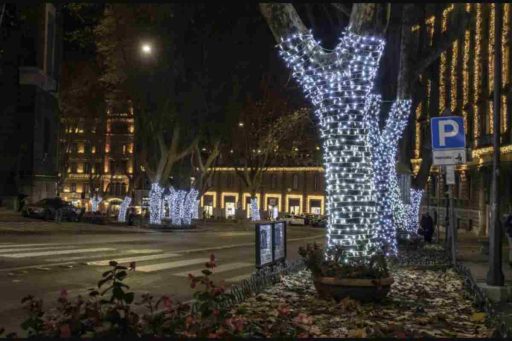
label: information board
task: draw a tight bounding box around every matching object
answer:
[256,223,273,268]
[256,221,287,268]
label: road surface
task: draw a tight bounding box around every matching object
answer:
[0,218,325,333]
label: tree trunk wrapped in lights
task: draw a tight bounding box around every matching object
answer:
[182,189,198,226]
[117,196,132,223]
[149,183,164,225]
[90,195,102,213]
[250,197,261,221]
[278,30,385,258]
[408,189,424,235]
[366,95,411,255]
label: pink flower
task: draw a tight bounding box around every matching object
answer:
[59,289,68,300]
[162,295,172,309]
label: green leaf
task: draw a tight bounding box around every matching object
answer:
[115,271,127,281]
[201,269,212,276]
[124,292,135,304]
[113,286,125,300]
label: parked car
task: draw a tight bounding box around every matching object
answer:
[282,214,306,226]
[302,213,320,225]
[21,198,82,221]
[311,215,327,228]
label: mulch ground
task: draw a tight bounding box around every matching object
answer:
[232,267,493,338]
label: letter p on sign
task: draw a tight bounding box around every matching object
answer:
[431,116,465,150]
[438,119,459,146]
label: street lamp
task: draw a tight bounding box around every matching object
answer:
[141,43,152,55]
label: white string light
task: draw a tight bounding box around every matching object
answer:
[278,29,385,258]
[117,196,131,223]
[250,197,260,221]
[149,183,164,224]
[407,189,424,235]
[366,95,411,256]
[182,189,198,226]
[90,195,102,213]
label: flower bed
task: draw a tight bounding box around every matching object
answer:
[231,268,493,338]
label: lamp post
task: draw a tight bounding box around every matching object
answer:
[487,3,505,286]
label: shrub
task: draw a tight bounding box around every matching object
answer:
[298,243,389,279]
[0,254,249,338]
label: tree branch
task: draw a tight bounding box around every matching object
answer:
[330,3,351,17]
[259,3,308,42]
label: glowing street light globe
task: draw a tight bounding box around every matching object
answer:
[141,43,152,54]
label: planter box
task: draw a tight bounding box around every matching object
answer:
[313,276,394,302]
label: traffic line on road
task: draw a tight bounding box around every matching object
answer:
[173,262,252,277]
[0,246,72,254]
[0,243,63,249]
[87,252,180,266]
[1,248,115,258]
[136,258,208,273]
[53,249,163,263]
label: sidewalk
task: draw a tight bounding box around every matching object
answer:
[452,229,512,326]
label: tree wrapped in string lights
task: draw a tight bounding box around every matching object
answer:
[407,188,424,234]
[90,195,102,213]
[250,197,261,221]
[149,183,164,225]
[279,30,385,258]
[117,196,132,223]
[366,95,411,255]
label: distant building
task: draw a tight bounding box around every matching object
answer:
[201,166,326,219]
[60,99,137,215]
[0,4,62,208]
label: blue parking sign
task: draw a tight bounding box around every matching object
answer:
[431,116,465,150]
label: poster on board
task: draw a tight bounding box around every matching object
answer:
[256,223,273,268]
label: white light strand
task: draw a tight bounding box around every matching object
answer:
[117,196,131,223]
[250,197,261,221]
[279,30,385,258]
[407,189,424,235]
[182,189,198,226]
[149,183,164,225]
[90,195,102,213]
[193,199,200,219]
[366,95,411,256]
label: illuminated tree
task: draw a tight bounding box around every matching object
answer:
[366,95,411,255]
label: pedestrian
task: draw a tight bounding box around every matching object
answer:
[420,212,435,243]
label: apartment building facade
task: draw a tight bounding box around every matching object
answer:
[60,100,136,214]
[412,3,512,236]
[0,4,63,208]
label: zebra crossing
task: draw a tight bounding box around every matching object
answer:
[0,242,255,284]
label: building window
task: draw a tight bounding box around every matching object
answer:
[71,183,76,193]
[227,174,233,188]
[71,163,77,173]
[292,174,299,190]
[83,183,90,195]
[84,163,90,173]
[121,183,127,195]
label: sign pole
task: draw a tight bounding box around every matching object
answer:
[448,184,456,265]
[487,2,505,286]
